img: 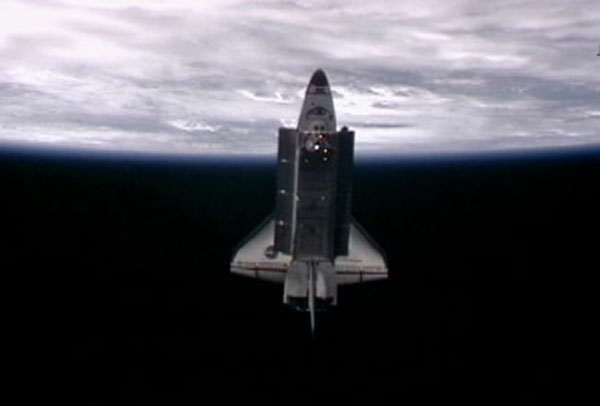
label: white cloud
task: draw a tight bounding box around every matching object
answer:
[238,90,295,104]
[168,119,220,133]
[0,0,599,156]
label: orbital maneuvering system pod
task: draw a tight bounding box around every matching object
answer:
[231,69,388,333]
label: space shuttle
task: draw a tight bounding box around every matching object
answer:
[230,69,387,332]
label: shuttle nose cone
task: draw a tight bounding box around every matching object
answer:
[309,69,329,87]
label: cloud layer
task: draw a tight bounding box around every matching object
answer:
[1,0,599,156]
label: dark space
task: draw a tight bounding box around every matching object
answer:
[4,146,597,403]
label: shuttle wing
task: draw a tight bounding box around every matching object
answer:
[230,215,292,283]
[334,219,388,284]
[231,216,388,285]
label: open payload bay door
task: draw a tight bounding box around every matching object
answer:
[230,215,292,283]
[334,219,388,284]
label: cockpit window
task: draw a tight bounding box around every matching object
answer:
[306,107,329,118]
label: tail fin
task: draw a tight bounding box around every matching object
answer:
[283,260,335,334]
[308,261,316,335]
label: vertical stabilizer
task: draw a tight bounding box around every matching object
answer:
[308,261,316,335]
